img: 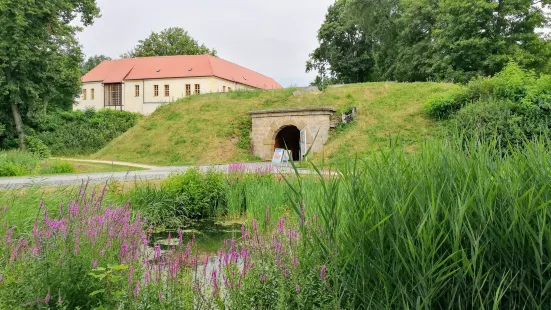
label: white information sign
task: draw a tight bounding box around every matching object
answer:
[300,130,307,159]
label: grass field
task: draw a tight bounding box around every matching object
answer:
[67,161,145,174]
[93,82,458,165]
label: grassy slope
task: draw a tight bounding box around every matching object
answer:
[94,82,458,165]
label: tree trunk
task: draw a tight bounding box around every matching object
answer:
[10,103,25,149]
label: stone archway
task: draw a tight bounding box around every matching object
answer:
[274,125,301,161]
[249,107,336,161]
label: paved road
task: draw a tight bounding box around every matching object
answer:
[0,162,310,189]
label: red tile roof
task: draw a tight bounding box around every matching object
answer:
[82,55,282,90]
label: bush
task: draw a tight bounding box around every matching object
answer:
[38,160,76,175]
[0,150,39,177]
[35,109,141,156]
[452,100,550,146]
[25,136,51,159]
[427,62,551,143]
[162,169,227,219]
[423,89,467,120]
[126,169,229,227]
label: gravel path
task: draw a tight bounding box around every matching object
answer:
[0,162,309,189]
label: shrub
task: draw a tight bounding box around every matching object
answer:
[127,169,229,226]
[492,61,536,102]
[25,136,51,159]
[452,100,547,146]
[35,109,141,156]
[423,89,467,119]
[162,169,227,219]
[0,150,39,177]
[38,160,76,175]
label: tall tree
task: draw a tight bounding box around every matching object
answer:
[431,0,551,82]
[80,55,112,75]
[0,0,100,148]
[122,27,216,58]
[306,0,373,84]
[311,0,551,83]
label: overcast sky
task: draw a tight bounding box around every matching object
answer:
[77,0,335,87]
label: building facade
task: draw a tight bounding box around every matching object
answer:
[75,55,282,115]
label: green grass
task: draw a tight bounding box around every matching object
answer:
[67,161,145,174]
[93,83,458,165]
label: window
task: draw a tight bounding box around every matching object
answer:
[185,84,191,96]
[91,89,95,100]
[195,84,200,95]
[164,85,170,97]
[154,85,159,97]
[228,87,232,92]
[135,85,140,97]
[82,89,87,100]
[104,83,122,107]
[222,86,226,92]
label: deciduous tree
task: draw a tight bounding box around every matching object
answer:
[0,0,100,148]
[80,55,112,75]
[306,0,373,84]
[122,27,216,58]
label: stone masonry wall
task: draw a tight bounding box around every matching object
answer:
[249,107,336,160]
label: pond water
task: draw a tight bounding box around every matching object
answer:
[152,218,244,254]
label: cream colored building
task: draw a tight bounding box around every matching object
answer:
[75,55,282,115]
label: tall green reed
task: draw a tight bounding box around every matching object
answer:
[288,137,551,309]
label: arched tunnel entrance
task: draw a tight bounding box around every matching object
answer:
[274,126,301,161]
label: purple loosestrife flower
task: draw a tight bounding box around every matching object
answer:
[296,284,300,292]
[44,292,51,304]
[320,265,326,280]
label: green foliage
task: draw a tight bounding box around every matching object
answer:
[288,137,551,308]
[126,169,228,227]
[39,160,76,175]
[162,169,227,218]
[0,150,39,177]
[0,150,76,177]
[35,109,141,156]
[25,136,51,159]
[0,0,100,145]
[423,89,467,120]
[312,0,551,83]
[306,0,373,84]
[80,55,112,75]
[426,62,551,145]
[121,27,216,58]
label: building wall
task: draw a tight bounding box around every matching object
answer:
[74,82,104,111]
[74,77,257,115]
